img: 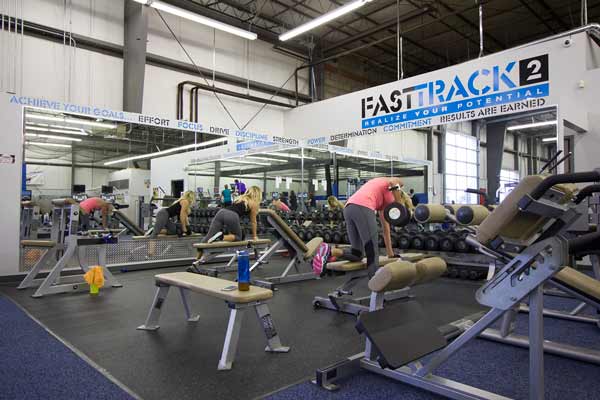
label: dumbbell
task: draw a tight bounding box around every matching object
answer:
[439,233,455,252]
[396,233,411,249]
[447,267,460,278]
[454,231,470,253]
[342,232,349,244]
[305,229,315,241]
[298,228,307,241]
[410,233,427,250]
[424,233,442,251]
[323,229,333,243]
[332,229,343,244]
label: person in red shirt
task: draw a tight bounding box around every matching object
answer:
[79,197,113,230]
[312,177,407,278]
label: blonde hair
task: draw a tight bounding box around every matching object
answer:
[235,186,262,207]
[327,196,344,209]
[178,190,196,205]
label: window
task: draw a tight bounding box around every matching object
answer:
[445,131,478,204]
[498,169,520,203]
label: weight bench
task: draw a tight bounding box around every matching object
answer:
[191,239,272,276]
[312,254,432,315]
[137,272,290,370]
[316,171,600,400]
[250,209,323,288]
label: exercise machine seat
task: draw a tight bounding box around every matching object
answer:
[155,272,273,303]
[259,209,322,256]
[368,257,447,292]
[20,240,56,248]
[132,234,202,239]
[554,267,600,302]
[51,198,72,207]
[326,256,396,272]
[476,175,576,245]
[193,239,271,249]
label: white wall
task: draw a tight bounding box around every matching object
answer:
[25,163,113,198]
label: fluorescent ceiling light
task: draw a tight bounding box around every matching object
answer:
[542,137,557,142]
[27,122,90,133]
[279,0,372,41]
[264,152,316,160]
[224,159,271,166]
[104,137,227,166]
[27,114,116,129]
[134,0,257,40]
[26,126,88,136]
[506,121,557,131]
[25,133,82,142]
[26,141,71,148]
[246,156,287,162]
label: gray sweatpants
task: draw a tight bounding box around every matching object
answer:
[151,208,177,238]
[343,204,379,277]
[202,209,244,242]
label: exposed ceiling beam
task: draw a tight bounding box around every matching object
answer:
[517,0,557,33]
[533,0,570,31]
[322,6,431,54]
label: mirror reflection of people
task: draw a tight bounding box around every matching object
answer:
[313,177,407,278]
[327,195,344,209]
[289,190,298,211]
[78,197,113,230]
[222,184,232,206]
[149,191,195,238]
[202,186,261,244]
[409,188,419,207]
[272,193,290,213]
[234,179,247,195]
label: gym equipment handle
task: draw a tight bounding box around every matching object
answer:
[568,231,600,254]
[574,184,600,204]
[530,171,600,200]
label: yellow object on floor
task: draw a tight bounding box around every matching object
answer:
[84,266,105,295]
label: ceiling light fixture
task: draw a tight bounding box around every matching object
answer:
[104,137,228,166]
[26,126,88,136]
[26,141,72,148]
[133,0,257,40]
[263,152,317,160]
[542,137,558,142]
[279,0,373,41]
[25,133,82,142]
[506,121,557,131]
[27,114,117,129]
[245,156,287,162]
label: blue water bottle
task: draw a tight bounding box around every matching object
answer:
[237,250,250,291]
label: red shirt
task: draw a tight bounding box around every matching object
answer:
[346,177,394,212]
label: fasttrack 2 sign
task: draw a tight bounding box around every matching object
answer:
[360,54,549,131]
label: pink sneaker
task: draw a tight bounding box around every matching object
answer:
[312,243,331,276]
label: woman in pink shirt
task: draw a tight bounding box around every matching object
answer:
[313,177,406,277]
[79,197,113,230]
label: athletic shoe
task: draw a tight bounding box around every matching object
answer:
[312,243,331,277]
[207,231,223,243]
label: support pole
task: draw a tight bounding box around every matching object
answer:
[123,1,148,113]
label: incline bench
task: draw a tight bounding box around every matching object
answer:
[250,209,323,287]
[137,272,290,370]
[191,239,272,276]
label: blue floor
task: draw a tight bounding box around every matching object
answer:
[268,300,600,400]
[0,296,135,400]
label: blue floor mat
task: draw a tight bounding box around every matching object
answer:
[0,296,135,400]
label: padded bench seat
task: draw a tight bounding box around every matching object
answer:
[132,234,202,239]
[193,238,271,250]
[554,267,600,302]
[139,272,290,370]
[20,240,56,248]
[327,256,396,272]
[155,272,273,303]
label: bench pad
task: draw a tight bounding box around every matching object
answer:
[368,257,447,292]
[193,239,271,249]
[554,267,600,302]
[132,234,202,240]
[155,272,273,303]
[327,256,395,272]
[20,240,56,248]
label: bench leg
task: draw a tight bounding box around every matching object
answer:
[218,308,245,371]
[137,285,170,331]
[254,303,290,353]
[32,245,75,298]
[97,245,123,288]
[18,248,54,290]
[179,287,200,322]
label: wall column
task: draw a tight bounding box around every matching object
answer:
[123,1,149,113]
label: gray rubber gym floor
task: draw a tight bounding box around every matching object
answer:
[0,260,485,400]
